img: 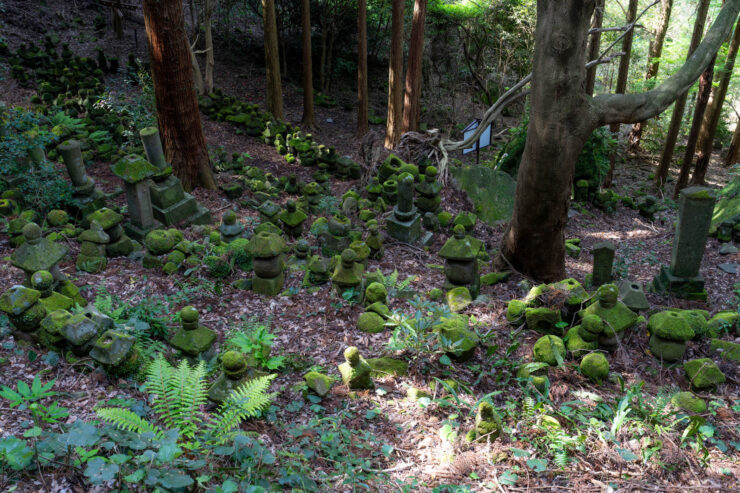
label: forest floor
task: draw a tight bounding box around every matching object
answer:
[1,1,739,492]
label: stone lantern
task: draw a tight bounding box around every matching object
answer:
[90,330,140,377]
[218,210,244,243]
[331,249,364,295]
[438,224,482,298]
[207,351,253,403]
[11,222,68,284]
[279,201,308,238]
[170,306,216,359]
[248,231,286,296]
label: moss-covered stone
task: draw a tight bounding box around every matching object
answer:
[579,313,604,342]
[516,364,549,393]
[481,271,511,286]
[648,311,694,342]
[364,282,387,305]
[466,402,502,442]
[446,286,472,312]
[46,209,69,227]
[565,326,599,357]
[89,330,139,376]
[367,357,408,377]
[39,309,72,348]
[10,223,68,278]
[247,231,285,258]
[533,335,566,366]
[525,307,562,335]
[580,353,609,382]
[436,314,479,361]
[672,309,709,340]
[111,154,159,184]
[579,291,638,337]
[406,387,431,401]
[438,211,452,227]
[684,358,725,390]
[506,299,526,326]
[709,339,740,363]
[61,313,99,355]
[304,371,334,397]
[649,334,687,363]
[170,322,216,357]
[453,212,477,232]
[87,208,123,230]
[671,392,707,414]
[357,311,386,333]
[428,288,443,301]
[338,346,374,389]
[144,229,177,255]
[707,311,739,337]
[365,302,391,318]
[0,285,41,316]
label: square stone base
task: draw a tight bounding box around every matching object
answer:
[150,175,212,226]
[387,213,421,244]
[253,272,285,296]
[443,279,480,300]
[124,220,162,242]
[652,265,707,301]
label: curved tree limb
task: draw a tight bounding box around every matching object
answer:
[593,0,740,125]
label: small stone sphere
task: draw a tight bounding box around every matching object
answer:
[222,210,237,225]
[344,346,360,365]
[22,222,42,242]
[221,350,246,371]
[453,224,466,238]
[31,270,54,291]
[180,306,199,324]
[341,248,357,264]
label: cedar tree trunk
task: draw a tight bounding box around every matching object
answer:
[263,0,284,119]
[301,0,316,128]
[629,0,673,150]
[357,0,369,136]
[604,0,638,188]
[142,0,216,191]
[584,0,605,96]
[384,0,404,149]
[692,17,740,183]
[402,0,427,134]
[726,120,740,166]
[501,0,740,282]
[655,0,711,188]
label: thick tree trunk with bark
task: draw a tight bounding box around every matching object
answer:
[357,0,369,136]
[263,0,284,119]
[629,0,673,150]
[654,0,711,189]
[402,0,427,134]
[384,0,404,149]
[604,0,638,188]
[726,120,740,166]
[142,0,216,191]
[692,17,740,184]
[674,56,715,196]
[301,0,316,128]
[502,0,740,281]
[585,0,605,96]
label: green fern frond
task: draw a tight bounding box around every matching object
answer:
[208,374,276,441]
[553,448,569,468]
[96,407,164,438]
[178,360,207,438]
[144,356,176,424]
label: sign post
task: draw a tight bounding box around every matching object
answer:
[462,119,492,165]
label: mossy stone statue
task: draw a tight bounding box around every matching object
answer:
[338,346,374,390]
[170,306,216,358]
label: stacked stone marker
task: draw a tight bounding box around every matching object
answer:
[387,174,421,244]
[111,154,162,241]
[591,242,616,287]
[58,139,106,217]
[140,127,212,226]
[653,187,717,300]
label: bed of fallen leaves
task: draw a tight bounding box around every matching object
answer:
[1,2,739,491]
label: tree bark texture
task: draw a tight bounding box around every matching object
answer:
[357,0,369,136]
[629,0,673,150]
[402,0,427,134]
[674,56,715,196]
[142,0,216,191]
[654,0,711,189]
[502,0,740,282]
[190,42,204,95]
[604,0,638,189]
[301,0,316,128]
[263,0,284,120]
[726,119,740,166]
[384,0,404,149]
[692,17,740,183]
[204,0,215,93]
[584,0,605,96]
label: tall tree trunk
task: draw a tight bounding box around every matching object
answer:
[357,0,369,136]
[142,0,215,191]
[674,56,715,197]
[692,17,740,183]
[263,0,283,120]
[584,0,605,96]
[655,0,711,189]
[384,0,404,149]
[204,0,215,94]
[604,0,638,189]
[190,42,205,95]
[402,0,427,134]
[501,0,740,282]
[629,0,673,150]
[324,28,334,92]
[301,0,316,128]
[726,119,740,166]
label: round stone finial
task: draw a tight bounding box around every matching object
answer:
[222,350,247,372]
[296,239,309,252]
[344,346,360,366]
[341,248,357,265]
[222,210,237,225]
[425,165,438,178]
[22,222,42,243]
[453,224,465,238]
[31,270,53,292]
[180,306,199,326]
[596,284,618,308]
[287,201,296,212]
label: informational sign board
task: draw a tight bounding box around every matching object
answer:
[462,119,492,163]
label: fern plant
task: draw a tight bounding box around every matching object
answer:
[371,268,415,298]
[97,356,275,447]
